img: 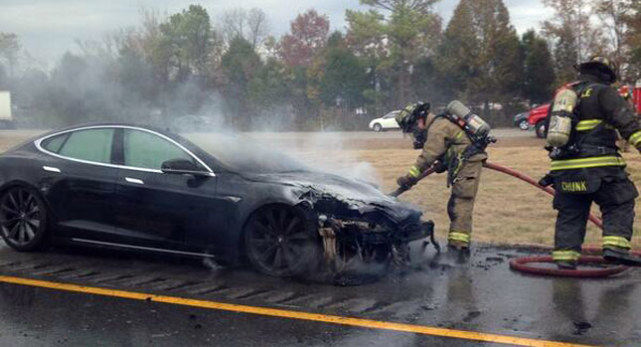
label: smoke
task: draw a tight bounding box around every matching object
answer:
[278,131,381,184]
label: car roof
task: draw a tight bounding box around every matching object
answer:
[36,122,176,139]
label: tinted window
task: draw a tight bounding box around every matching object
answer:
[124,129,194,170]
[41,133,69,153]
[58,128,114,163]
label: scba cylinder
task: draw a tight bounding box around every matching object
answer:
[547,88,578,147]
[446,100,491,139]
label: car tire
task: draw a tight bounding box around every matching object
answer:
[0,186,49,252]
[372,123,383,132]
[518,119,529,131]
[244,205,321,277]
[535,121,546,139]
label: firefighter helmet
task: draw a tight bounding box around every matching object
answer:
[577,56,618,84]
[395,102,430,133]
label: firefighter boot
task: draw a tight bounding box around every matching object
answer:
[447,243,470,264]
[603,248,641,267]
[555,260,578,270]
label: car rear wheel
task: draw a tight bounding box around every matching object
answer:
[372,123,383,132]
[0,186,49,252]
[244,205,320,277]
[535,121,546,138]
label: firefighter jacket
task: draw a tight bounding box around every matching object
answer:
[407,113,487,182]
[548,73,641,176]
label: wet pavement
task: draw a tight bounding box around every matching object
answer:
[0,242,639,346]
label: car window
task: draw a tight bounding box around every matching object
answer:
[383,112,398,119]
[41,133,69,153]
[57,128,114,163]
[124,129,196,170]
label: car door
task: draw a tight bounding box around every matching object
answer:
[37,127,119,240]
[382,112,399,128]
[113,128,219,254]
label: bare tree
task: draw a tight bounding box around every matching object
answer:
[542,0,606,82]
[220,8,269,48]
[594,0,632,79]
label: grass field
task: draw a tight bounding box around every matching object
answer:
[4,129,641,248]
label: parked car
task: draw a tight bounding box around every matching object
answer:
[369,111,400,132]
[527,104,550,138]
[0,124,433,277]
[513,111,530,130]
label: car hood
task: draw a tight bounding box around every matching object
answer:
[247,171,422,224]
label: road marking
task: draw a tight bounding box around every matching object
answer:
[0,275,591,347]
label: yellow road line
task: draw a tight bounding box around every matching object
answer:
[0,275,591,347]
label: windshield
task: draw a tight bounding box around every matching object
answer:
[190,134,307,174]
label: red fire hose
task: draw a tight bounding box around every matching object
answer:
[483,162,603,229]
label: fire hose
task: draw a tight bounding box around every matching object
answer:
[390,161,603,228]
[390,161,641,277]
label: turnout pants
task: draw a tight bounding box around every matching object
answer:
[447,159,483,247]
[553,173,638,262]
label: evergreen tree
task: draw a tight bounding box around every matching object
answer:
[522,30,556,104]
[437,0,522,108]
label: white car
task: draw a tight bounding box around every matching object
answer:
[369,110,400,132]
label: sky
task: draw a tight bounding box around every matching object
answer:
[0,0,550,69]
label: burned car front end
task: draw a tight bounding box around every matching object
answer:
[255,171,436,271]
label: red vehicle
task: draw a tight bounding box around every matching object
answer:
[527,103,550,138]
[528,82,641,139]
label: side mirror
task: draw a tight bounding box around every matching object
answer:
[161,159,210,177]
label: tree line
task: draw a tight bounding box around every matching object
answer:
[0,0,640,130]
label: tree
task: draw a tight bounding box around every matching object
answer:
[278,10,330,68]
[345,10,391,112]
[623,1,641,80]
[158,5,216,81]
[346,0,442,105]
[0,33,20,79]
[436,0,522,109]
[220,37,262,128]
[220,8,269,48]
[542,0,605,82]
[318,32,368,109]
[521,30,556,104]
[594,0,631,73]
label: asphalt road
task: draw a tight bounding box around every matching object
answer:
[0,242,639,346]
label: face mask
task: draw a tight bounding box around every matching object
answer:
[411,128,427,149]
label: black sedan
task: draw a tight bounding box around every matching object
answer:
[0,124,434,277]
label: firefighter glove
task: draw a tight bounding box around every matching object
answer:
[397,174,418,189]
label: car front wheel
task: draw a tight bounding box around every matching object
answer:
[244,205,321,277]
[372,123,383,132]
[0,186,49,252]
[518,119,529,131]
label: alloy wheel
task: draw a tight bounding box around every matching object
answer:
[245,206,318,277]
[0,187,45,248]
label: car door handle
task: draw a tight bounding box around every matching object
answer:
[43,166,61,173]
[125,177,144,185]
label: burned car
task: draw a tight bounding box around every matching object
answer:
[0,124,434,277]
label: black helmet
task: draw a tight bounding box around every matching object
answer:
[577,56,618,84]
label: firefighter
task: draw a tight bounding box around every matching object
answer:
[395,102,488,257]
[543,56,641,269]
